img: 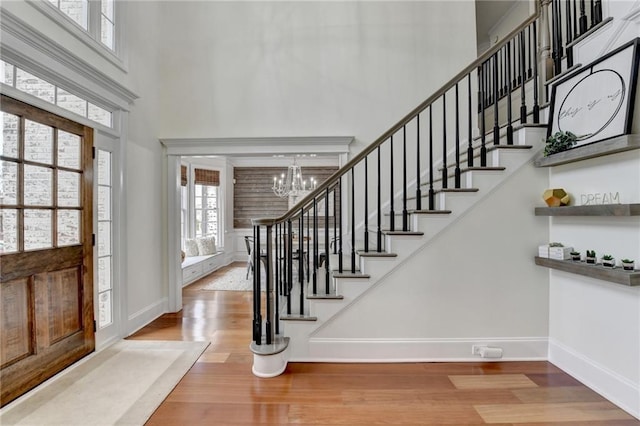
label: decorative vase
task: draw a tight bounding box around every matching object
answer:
[622,261,635,271]
[586,256,596,264]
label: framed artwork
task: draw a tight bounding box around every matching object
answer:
[547,37,640,147]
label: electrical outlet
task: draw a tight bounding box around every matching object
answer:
[471,345,486,356]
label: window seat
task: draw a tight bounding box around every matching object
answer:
[181,251,224,286]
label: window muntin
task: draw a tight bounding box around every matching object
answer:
[1,60,113,128]
[194,184,218,241]
[45,0,115,52]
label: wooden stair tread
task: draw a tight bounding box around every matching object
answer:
[434,188,479,194]
[357,251,397,257]
[307,294,344,300]
[332,271,371,279]
[410,209,452,214]
[381,230,424,236]
[280,314,317,321]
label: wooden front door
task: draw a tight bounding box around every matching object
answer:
[0,95,94,406]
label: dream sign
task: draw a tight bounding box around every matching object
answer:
[549,38,640,148]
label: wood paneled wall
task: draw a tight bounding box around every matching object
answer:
[233,167,338,229]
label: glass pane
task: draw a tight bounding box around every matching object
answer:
[101,17,114,50]
[56,88,87,117]
[98,256,112,292]
[195,197,202,209]
[57,209,80,246]
[98,221,111,256]
[1,61,14,86]
[25,120,54,164]
[24,209,52,250]
[195,185,202,196]
[58,131,82,170]
[24,165,52,206]
[16,69,55,104]
[0,161,18,205]
[195,210,203,237]
[2,113,19,159]
[98,290,112,327]
[59,0,88,29]
[206,197,216,209]
[88,103,111,127]
[58,170,81,207]
[97,150,111,185]
[206,209,217,222]
[101,0,114,20]
[205,186,217,197]
[98,185,111,220]
[0,209,18,254]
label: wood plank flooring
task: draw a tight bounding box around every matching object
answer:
[130,263,639,425]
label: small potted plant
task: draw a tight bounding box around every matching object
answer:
[586,250,596,264]
[601,254,615,268]
[570,251,581,261]
[621,259,635,271]
[543,131,578,157]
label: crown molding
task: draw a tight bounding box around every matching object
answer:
[0,8,138,109]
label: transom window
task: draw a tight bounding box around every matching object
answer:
[1,60,113,128]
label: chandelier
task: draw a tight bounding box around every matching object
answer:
[272,157,315,198]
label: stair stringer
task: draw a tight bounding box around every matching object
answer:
[281,126,548,362]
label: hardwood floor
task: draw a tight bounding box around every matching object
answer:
[130,263,639,425]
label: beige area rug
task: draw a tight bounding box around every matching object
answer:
[0,340,209,426]
[201,266,265,291]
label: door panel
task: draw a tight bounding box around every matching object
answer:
[0,95,94,406]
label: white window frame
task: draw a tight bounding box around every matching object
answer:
[26,0,126,71]
[193,181,220,242]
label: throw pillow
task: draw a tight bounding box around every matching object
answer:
[197,236,216,255]
[184,239,199,257]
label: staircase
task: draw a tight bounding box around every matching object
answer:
[249,0,611,377]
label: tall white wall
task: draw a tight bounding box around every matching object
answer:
[156,1,478,154]
[547,150,640,418]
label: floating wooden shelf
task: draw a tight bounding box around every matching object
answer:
[535,203,640,216]
[534,134,640,167]
[535,256,640,286]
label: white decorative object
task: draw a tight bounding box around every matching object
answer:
[549,246,574,260]
[196,236,216,255]
[538,245,550,258]
[184,239,199,257]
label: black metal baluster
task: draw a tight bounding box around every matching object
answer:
[313,199,318,293]
[265,224,272,345]
[479,66,487,167]
[528,25,533,79]
[350,168,355,273]
[579,0,587,34]
[306,208,310,285]
[377,146,382,251]
[493,52,500,146]
[333,186,337,254]
[253,225,262,344]
[415,114,422,210]
[275,222,279,297]
[428,106,435,208]
[517,35,522,85]
[325,187,330,294]
[467,73,473,167]
[299,212,304,315]
[389,136,395,231]
[442,94,448,188]
[590,0,595,27]
[520,31,527,124]
[287,220,292,314]
[573,0,578,39]
[402,126,408,231]
[506,40,514,145]
[338,176,343,273]
[511,40,517,88]
[594,0,602,25]
[454,83,461,188]
[532,22,540,124]
[499,46,504,97]
[553,0,563,75]
[364,156,369,252]
[566,0,574,68]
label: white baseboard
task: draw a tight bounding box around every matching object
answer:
[294,337,548,362]
[549,339,640,420]
[126,298,168,336]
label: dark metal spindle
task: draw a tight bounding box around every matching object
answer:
[573,0,578,39]
[467,74,473,167]
[299,212,304,315]
[579,0,587,34]
[553,0,563,75]
[364,157,369,252]
[402,126,408,231]
[493,53,500,146]
[287,220,292,314]
[442,94,448,188]
[253,225,262,344]
[520,31,527,124]
[428,106,435,209]
[377,146,382,251]
[350,168,355,273]
[528,25,533,78]
[389,136,395,231]
[454,83,461,188]
[338,177,343,273]
[325,187,330,294]
[479,67,487,167]
[566,0,574,68]
[532,22,540,124]
[506,40,514,145]
[590,0,595,27]
[499,46,504,97]
[265,224,272,345]
[594,0,602,25]
[313,199,318,292]
[306,208,310,284]
[415,114,422,210]
[333,186,337,254]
